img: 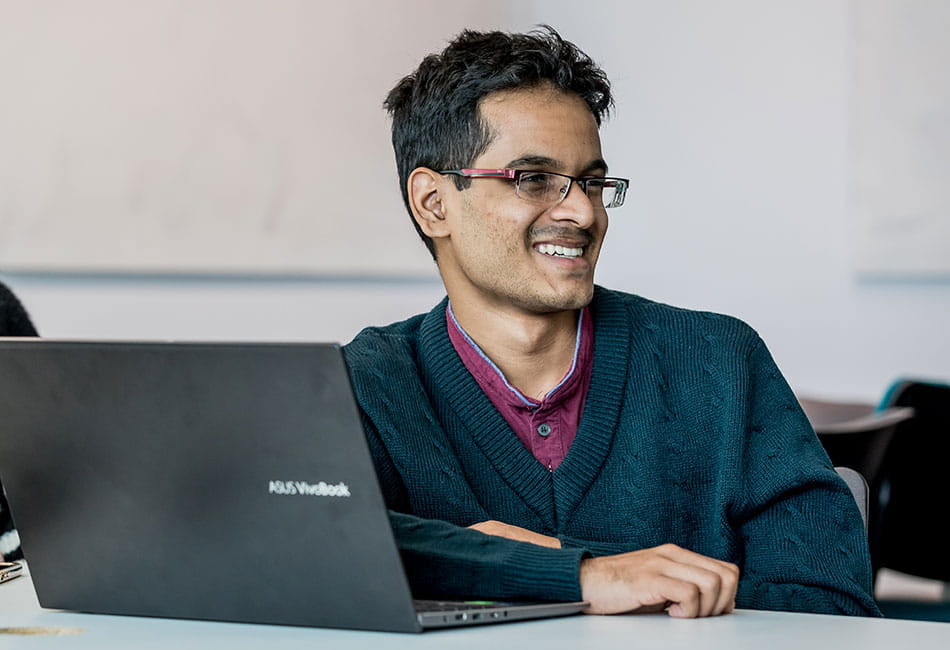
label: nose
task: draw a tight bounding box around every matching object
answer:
[549,179,597,229]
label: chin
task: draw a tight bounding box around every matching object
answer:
[525,284,594,313]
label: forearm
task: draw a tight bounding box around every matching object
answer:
[361,413,585,602]
[391,511,586,602]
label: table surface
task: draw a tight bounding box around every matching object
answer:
[2,566,949,649]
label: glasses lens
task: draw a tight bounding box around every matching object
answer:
[592,179,626,208]
[515,172,569,204]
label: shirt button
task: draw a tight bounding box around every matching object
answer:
[537,423,552,437]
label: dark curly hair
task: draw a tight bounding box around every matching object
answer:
[383,25,614,260]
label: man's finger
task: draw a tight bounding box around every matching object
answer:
[652,575,702,618]
[653,545,739,616]
[660,562,725,617]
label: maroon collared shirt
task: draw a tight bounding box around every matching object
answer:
[446,304,594,471]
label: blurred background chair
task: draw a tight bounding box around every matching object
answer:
[802,381,950,621]
[798,396,914,496]
[835,466,868,532]
[871,380,950,621]
[0,282,38,338]
[798,395,913,548]
[0,280,39,561]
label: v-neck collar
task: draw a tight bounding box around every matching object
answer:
[417,287,632,527]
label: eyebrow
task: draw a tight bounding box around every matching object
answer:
[505,154,609,175]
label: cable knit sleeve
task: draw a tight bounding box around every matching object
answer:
[732,337,880,616]
[389,510,586,602]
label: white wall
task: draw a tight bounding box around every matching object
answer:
[535,1,950,401]
[4,1,949,402]
[0,1,503,277]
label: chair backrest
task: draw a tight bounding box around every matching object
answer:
[835,466,868,532]
[873,380,950,580]
[0,280,38,562]
[799,396,913,493]
[0,281,38,337]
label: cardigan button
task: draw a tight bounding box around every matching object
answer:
[537,423,552,437]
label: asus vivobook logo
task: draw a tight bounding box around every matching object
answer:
[268,480,351,497]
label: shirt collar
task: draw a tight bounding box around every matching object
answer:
[445,302,591,407]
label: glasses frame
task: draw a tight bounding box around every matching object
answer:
[439,168,629,209]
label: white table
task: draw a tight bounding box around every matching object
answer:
[2,566,949,649]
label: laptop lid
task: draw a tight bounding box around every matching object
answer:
[0,340,423,633]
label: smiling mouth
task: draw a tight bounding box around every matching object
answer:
[536,243,584,259]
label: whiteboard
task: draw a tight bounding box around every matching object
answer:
[851,0,950,276]
[0,1,511,276]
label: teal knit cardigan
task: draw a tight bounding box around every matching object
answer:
[343,287,880,616]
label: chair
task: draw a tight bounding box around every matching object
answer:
[873,380,950,584]
[0,280,38,561]
[0,281,38,338]
[835,466,869,532]
[798,395,917,583]
[798,396,914,495]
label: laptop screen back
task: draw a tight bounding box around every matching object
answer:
[0,340,421,632]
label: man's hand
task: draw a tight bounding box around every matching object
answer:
[468,520,562,548]
[579,544,738,617]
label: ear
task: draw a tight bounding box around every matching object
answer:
[407,167,452,239]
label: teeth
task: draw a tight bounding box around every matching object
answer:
[537,244,583,258]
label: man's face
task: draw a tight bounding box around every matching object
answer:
[434,86,608,316]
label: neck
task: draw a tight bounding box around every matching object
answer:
[449,299,580,401]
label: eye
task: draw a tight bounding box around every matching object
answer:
[515,172,559,201]
[518,172,551,186]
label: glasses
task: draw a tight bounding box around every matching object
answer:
[439,168,629,209]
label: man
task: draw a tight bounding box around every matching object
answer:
[343,27,879,618]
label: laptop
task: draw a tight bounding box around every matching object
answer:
[0,339,585,633]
